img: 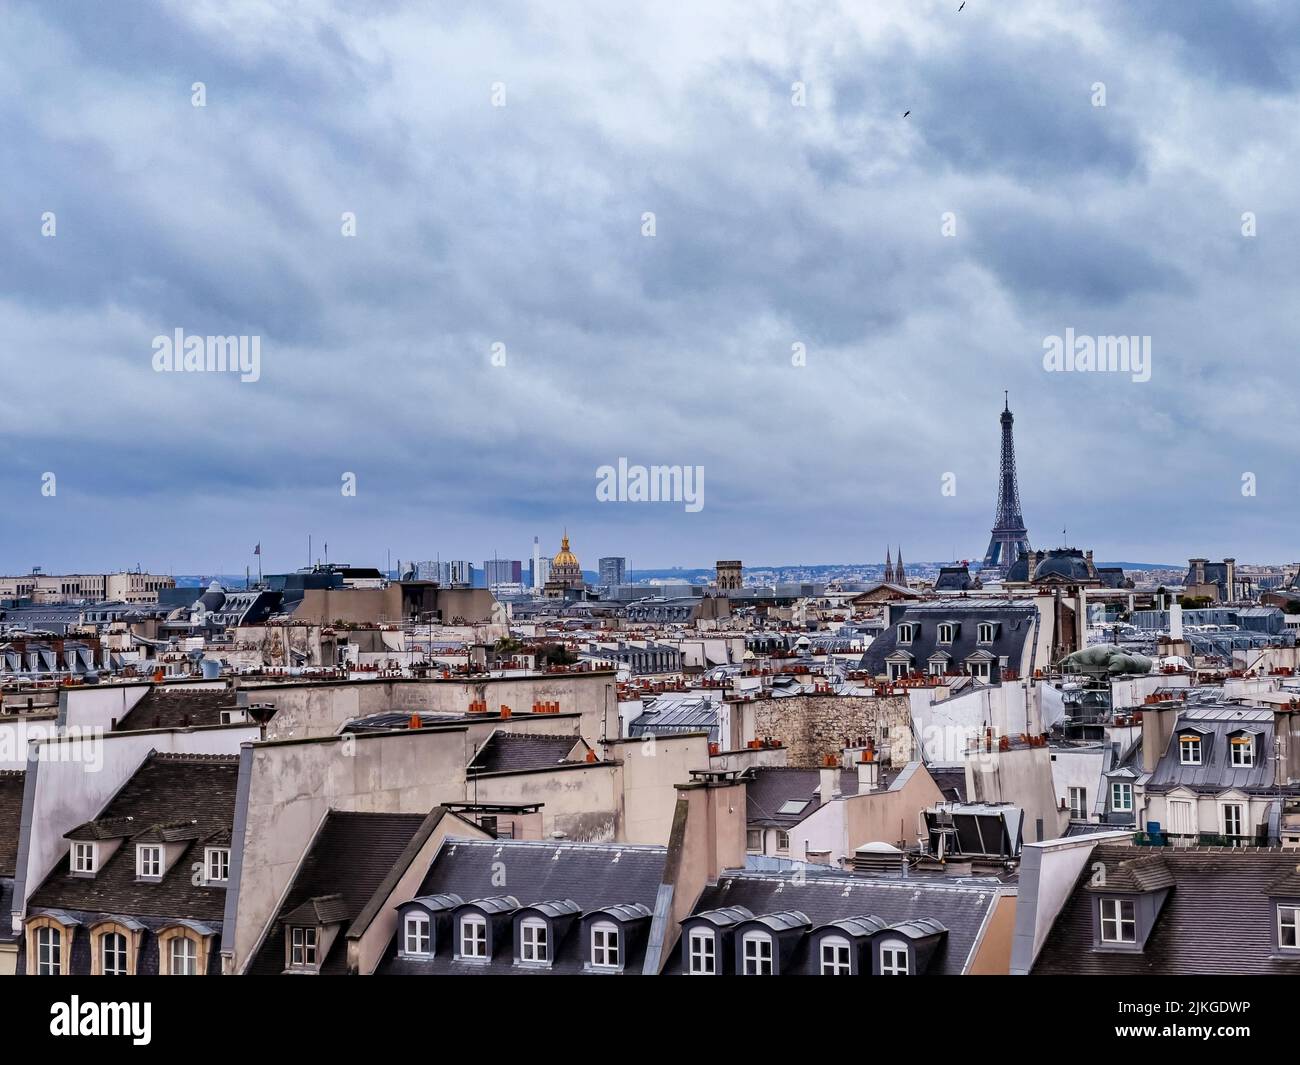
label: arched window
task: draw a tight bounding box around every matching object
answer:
[36,925,62,976]
[879,937,909,975]
[590,922,619,969]
[820,935,851,975]
[170,935,199,975]
[100,932,128,976]
[519,917,549,963]
[403,912,431,956]
[742,931,774,975]
[459,914,487,959]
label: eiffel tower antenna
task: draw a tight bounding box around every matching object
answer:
[982,394,1031,579]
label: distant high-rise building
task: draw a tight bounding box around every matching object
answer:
[531,556,551,590]
[715,560,743,591]
[484,559,523,587]
[598,557,627,588]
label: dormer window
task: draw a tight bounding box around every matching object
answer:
[879,939,909,975]
[35,925,62,975]
[1179,734,1202,766]
[897,623,915,645]
[590,922,620,970]
[403,913,431,956]
[1100,898,1136,943]
[290,926,318,968]
[977,623,995,643]
[688,930,716,974]
[71,842,97,875]
[519,917,549,963]
[741,931,773,975]
[1111,782,1133,811]
[136,845,162,880]
[1230,734,1255,767]
[1279,906,1299,950]
[459,915,488,959]
[820,936,851,975]
[938,623,956,644]
[205,847,230,883]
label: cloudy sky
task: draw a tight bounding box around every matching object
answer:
[3,0,1299,574]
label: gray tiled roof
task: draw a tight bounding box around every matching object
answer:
[860,603,1036,677]
[1146,705,1294,794]
[467,732,582,774]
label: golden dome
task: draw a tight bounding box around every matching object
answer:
[552,534,580,569]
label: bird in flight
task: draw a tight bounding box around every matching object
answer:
[903,110,910,118]
[958,2,965,10]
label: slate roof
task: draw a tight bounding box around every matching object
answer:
[0,770,24,877]
[933,566,976,592]
[860,602,1036,677]
[1146,705,1295,795]
[927,767,968,804]
[745,767,864,828]
[628,692,720,739]
[26,753,238,921]
[114,687,239,731]
[688,870,1001,975]
[1033,843,1300,975]
[467,732,583,774]
[248,810,427,975]
[377,837,668,975]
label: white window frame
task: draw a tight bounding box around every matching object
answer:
[742,931,774,975]
[71,841,96,874]
[1100,898,1136,943]
[968,659,990,680]
[519,917,549,964]
[459,915,487,959]
[977,623,995,643]
[820,936,851,975]
[290,925,318,968]
[1279,905,1299,950]
[897,624,914,645]
[1111,782,1133,812]
[775,830,790,854]
[1069,787,1088,819]
[1230,736,1254,767]
[687,930,716,974]
[36,926,61,975]
[938,623,955,644]
[136,844,162,879]
[170,934,199,975]
[1221,802,1244,839]
[101,931,129,976]
[746,828,762,852]
[1179,734,1202,766]
[590,922,620,970]
[879,939,909,975]
[205,847,230,884]
[403,912,431,956]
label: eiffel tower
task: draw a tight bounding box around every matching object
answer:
[981,393,1031,579]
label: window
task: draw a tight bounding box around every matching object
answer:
[742,932,773,975]
[1111,782,1133,811]
[591,923,619,969]
[746,829,762,852]
[520,918,548,963]
[403,913,431,956]
[290,926,317,967]
[820,936,851,975]
[205,847,230,883]
[101,932,128,976]
[170,935,198,975]
[977,623,995,643]
[1179,734,1202,765]
[1231,736,1254,767]
[880,941,909,975]
[777,800,809,815]
[776,831,790,853]
[37,926,62,975]
[71,842,96,874]
[1100,898,1136,943]
[1069,787,1088,818]
[928,660,946,677]
[687,930,716,974]
[136,845,162,879]
[459,915,487,959]
[1222,803,1244,839]
[1279,905,1299,950]
[968,660,991,680]
[897,624,914,645]
[938,623,955,644]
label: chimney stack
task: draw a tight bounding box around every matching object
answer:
[1275,704,1300,787]
[820,758,841,803]
[857,749,880,793]
[1142,703,1181,774]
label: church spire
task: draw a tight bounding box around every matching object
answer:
[895,546,905,585]
[885,546,892,580]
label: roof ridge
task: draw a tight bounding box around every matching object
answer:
[444,835,667,853]
[148,752,240,763]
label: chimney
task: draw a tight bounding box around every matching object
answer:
[1191,557,1207,586]
[857,750,880,792]
[1275,705,1300,787]
[1170,602,1183,641]
[1141,702,1181,774]
[820,757,841,803]
[1224,558,1237,602]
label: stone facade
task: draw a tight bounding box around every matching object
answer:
[751,694,913,767]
